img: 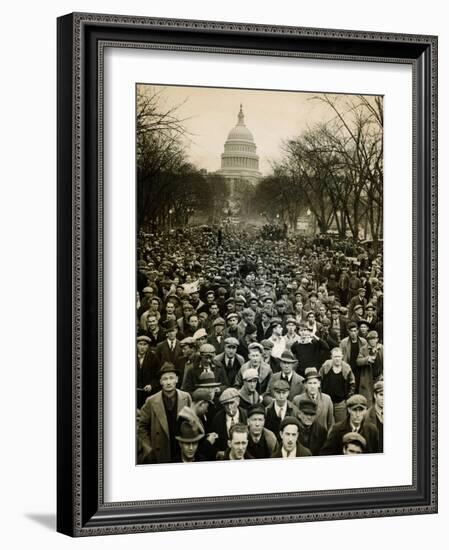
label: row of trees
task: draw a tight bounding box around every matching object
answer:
[137,88,230,231]
[254,95,383,245]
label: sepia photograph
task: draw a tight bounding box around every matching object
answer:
[135,83,384,465]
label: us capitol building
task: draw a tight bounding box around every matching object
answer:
[216,104,262,187]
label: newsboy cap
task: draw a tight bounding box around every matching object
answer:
[260,339,274,350]
[346,394,368,409]
[224,337,239,347]
[272,379,290,392]
[179,337,195,346]
[212,317,226,327]
[248,342,264,353]
[367,330,379,339]
[247,404,266,418]
[199,343,216,355]
[242,368,259,381]
[373,380,384,393]
[136,335,151,344]
[342,431,367,449]
[219,388,240,404]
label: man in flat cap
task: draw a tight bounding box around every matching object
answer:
[223,312,240,340]
[342,432,367,455]
[367,379,384,451]
[282,317,301,350]
[238,368,261,410]
[329,305,349,343]
[261,338,281,374]
[355,330,383,407]
[320,394,379,455]
[271,416,312,458]
[176,337,198,389]
[348,287,367,317]
[293,367,334,432]
[234,342,273,394]
[245,404,277,459]
[136,335,160,408]
[264,350,304,405]
[210,388,248,452]
[339,322,367,393]
[264,379,300,442]
[295,399,327,455]
[182,343,226,395]
[155,319,182,366]
[213,336,245,387]
[138,362,192,464]
[217,423,251,460]
[139,312,165,348]
[207,317,226,354]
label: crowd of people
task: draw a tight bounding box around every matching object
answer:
[136,225,384,464]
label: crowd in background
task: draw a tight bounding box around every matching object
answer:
[136,226,384,464]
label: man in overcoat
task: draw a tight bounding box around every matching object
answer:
[320,394,379,455]
[137,362,192,464]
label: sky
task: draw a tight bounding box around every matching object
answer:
[137,84,378,176]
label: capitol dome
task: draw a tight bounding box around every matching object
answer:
[216,104,262,185]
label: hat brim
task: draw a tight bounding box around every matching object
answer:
[175,434,204,443]
[280,358,297,363]
[196,382,221,387]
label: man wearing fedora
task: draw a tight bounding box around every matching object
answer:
[245,404,278,459]
[271,416,312,458]
[264,350,304,405]
[173,420,206,463]
[264,379,300,442]
[213,336,245,387]
[176,387,219,461]
[138,362,192,464]
[320,394,379,455]
[155,319,182,366]
[295,398,328,455]
[293,367,334,432]
[210,388,248,452]
[233,342,273,394]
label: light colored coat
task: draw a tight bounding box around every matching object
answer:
[137,389,191,463]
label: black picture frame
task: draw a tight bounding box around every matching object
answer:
[57,12,438,537]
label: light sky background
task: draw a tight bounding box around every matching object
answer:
[137,83,378,175]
